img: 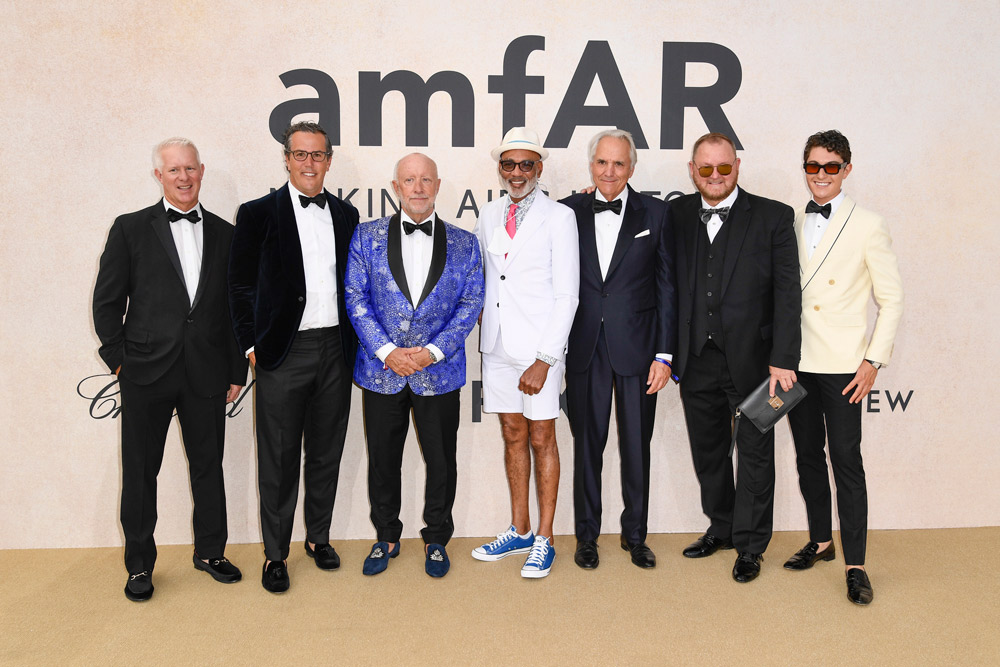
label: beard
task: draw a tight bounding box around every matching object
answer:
[498,171,538,200]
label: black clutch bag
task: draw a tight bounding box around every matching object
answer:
[729,378,808,456]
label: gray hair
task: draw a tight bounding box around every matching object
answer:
[587,129,637,167]
[282,121,332,154]
[153,137,200,170]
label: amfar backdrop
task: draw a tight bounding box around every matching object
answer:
[1,1,997,551]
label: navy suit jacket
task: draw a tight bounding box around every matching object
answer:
[94,200,248,394]
[561,186,677,376]
[228,184,359,372]
[670,187,801,395]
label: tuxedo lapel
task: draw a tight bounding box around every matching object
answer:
[720,190,751,297]
[190,210,216,311]
[416,218,448,309]
[605,188,644,281]
[681,197,700,288]
[149,202,186,289]
[277,185,307,290]
[576,196,602,284]
[386,214,413,306]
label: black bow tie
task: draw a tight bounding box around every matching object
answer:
[167,209,200,223]
[403,220,432,236]
[806,201,832,219]
[699,206,730,224]
[593,198,623,215]
[299,193,327,209]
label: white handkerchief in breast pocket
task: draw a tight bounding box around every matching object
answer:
[634,229,650,238]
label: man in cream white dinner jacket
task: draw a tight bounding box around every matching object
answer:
[784,129,903,606]
[471,127,579,579]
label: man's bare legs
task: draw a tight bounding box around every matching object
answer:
[499,413,559,541]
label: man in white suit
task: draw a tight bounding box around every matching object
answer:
[784,130,903,605]
[471,127,580,578]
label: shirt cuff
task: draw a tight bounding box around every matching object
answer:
[245,346,255,358]
[536,351,558,367]
[376,343,397,363]
[655,353,673,363]
[425,343,444,363]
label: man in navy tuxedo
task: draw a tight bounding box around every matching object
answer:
[94,138,248,601]
[560,129,677,570]
[345,153,483,578]
[228,121,359,593]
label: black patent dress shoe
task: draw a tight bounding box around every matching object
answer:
[846,568,874,605]
[682,533,734,558]
[261,560,290,594]
[783,542,836,570]
[732,552,763,582]
[305,542,341,570]
[574,540,599,569]
[193,553,243,583]
[621,540,656,568]
[124,571,153,602]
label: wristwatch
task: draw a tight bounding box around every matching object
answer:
[427,349,439,363]
[865,359,883,370]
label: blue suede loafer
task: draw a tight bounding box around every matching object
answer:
[425,543,450,578]
[362,541,399,576]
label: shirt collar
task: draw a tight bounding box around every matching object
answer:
[809,191,846,218]
[595,185,629,208]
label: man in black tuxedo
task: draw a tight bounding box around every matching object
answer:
[560,129,676,570]
[94,138,248,602]
[670,132,800,583]
[228,121,359,593]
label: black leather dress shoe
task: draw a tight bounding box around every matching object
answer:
[783,542,836,570]
[621,540,656,568]
[682,533,733,558]
[305,542,341,570]
[846,568,874,605]
[193,553,243,583]
[732,552,763,582]
[124,571,153,602]
[261,560,289,594]
[574,540,599,569]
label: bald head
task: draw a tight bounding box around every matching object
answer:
[392,153,441,223]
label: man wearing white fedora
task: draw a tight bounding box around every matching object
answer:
[471,127,579,578]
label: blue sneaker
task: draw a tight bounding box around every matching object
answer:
[362,541,399,576]
[520,536,555,578]
[425,543,450,578]
[471,525,535,561]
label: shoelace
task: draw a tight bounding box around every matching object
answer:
[129,571,149,580]
[485,529,518,551]
[524,541,550,568]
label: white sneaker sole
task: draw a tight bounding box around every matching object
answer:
[520,566,552,579]
[471,546,532,562]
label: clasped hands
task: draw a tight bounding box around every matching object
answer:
[385,346,435,376]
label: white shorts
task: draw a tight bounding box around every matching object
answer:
[482,333,564,421]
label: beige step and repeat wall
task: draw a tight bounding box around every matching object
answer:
[2,2,997,551]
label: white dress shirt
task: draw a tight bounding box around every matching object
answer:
[164,201,203,307]
[804,191,846,260]
[375,212,443,365]
[701,187,740,244]
[594,187,628,279]
[288,182,339,330]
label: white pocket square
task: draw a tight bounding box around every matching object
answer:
[634,229,650,238]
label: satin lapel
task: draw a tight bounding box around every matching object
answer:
[416,218,448,309]
[605,189,643,281]
[386,214,412,306]
[324,190,353,296]
[504,194,546,266]
[190,209,216,311]
[277,186,306,290]
[682,197,700,288]
[576,196,602,284]
[149,202,185,289]
[720,190,751,297]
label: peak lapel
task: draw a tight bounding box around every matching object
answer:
[150,201,186,290]
[576,196,602,283]
[190,208,217,311]
[604,189,644,281]
[720,191,751,298]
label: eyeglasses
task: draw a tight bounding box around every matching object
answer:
[696,164,733,177]
[803,162,847,175]
[286,150,332,162]
[499,159,537,173]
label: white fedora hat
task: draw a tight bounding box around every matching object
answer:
[490,127,549,161]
